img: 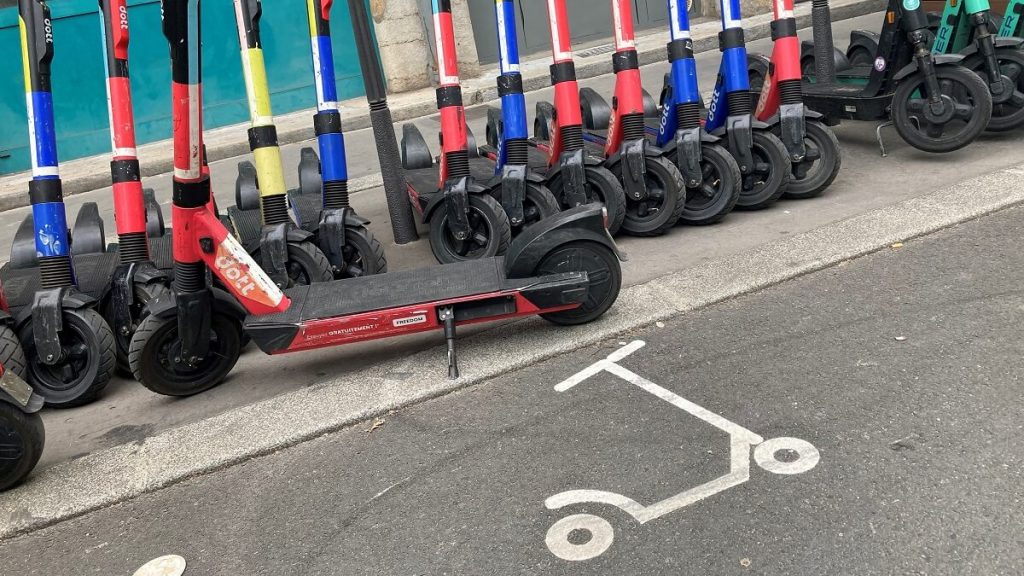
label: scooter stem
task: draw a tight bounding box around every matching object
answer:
[306,0,351,210]
[100,0,150,263]
[19,0,74,289]
[493,0,528,225]
[543,0,589,207]
[233,0,290,226]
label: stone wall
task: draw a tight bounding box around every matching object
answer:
[370,0,432,93]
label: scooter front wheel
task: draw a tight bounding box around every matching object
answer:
[783,120,842,200]
[960,47,1024,133]
[253,241,334,288]
[428,194,511,264]
[128,312,242,397]
[0,402,44,492]
[337,226,388,278]
[538,241,621,326]
[518,182,561,233]
[104,281,170,375]
[18,308,116,408]
[736,130,790,210]
[613,156,687,236]
[681,143,741,226]
[891,65,992,153]
[547,165,626,235]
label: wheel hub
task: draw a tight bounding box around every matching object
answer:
[924,94,957,124]
[990,76,1016,104]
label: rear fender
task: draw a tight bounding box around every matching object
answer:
[959,36,1024,58]
[143,287,247,324]
[893,54,966,82]
[504,205,624,279]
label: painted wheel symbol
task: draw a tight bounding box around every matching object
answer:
[754,437,820,475]
[545,513,615,561]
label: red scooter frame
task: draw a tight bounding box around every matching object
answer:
[131,0,623,392]
[602,0,648,159]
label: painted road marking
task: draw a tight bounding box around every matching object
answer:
[544,340,820,562]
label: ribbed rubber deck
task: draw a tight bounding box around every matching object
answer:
[227,206,263,245]
[245,258,520,328]
[0,251,120,314]
[288,191,322,234]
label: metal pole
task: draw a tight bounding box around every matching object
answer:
[347,0,419,244]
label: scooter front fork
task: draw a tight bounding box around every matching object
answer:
[726,109,756,175]
[618,114,649,201]
[500,137,529,226]
[910,31,947,114]
[558,148,589,207]
[443,174,472,241]
[972,13,1009,96]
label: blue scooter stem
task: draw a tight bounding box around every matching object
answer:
[656,0,702,148]
[307,0,349,205]
[493,0,528,168]
[20,0,74,287]
[705,0,753,133]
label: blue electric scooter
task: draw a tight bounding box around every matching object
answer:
[0,0,116,407]
[653,0,742,225]
[702,0,791,209]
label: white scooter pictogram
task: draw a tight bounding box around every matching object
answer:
[544,340,820,561]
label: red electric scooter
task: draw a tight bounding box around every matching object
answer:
[747,0,842,198]
[536,0,687,237]
[129,0,623,393]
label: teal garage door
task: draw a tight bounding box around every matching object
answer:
[0,0,373,175]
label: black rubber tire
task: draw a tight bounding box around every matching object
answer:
[846,46,874,68]
[612,155,687,237]
[891,65,992,153]
[517,182,561,234]
[0,325,27,378]
[537,241,622,326]
[961,47,1024,132]
[681,143,742,226]
[428,194,512,264]
[735,130,790,210]
[254,240,334,288]
[0,402,44,492]
[18,307,116,408]
[128,312,243,397]
[547,165,627,236]
[783,120,842,200]
[334,226,388,278]
[103,281,171,375]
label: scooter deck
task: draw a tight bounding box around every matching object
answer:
[243,256,584,353]
[0,251,121,315]
[803,82,892,120]
[404,159,502,197]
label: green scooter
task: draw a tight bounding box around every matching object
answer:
[844,0,1024,131]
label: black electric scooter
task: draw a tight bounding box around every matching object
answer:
[801,0,992,154]
[0,281,44,492]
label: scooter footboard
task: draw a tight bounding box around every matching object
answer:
[503,204,621,279]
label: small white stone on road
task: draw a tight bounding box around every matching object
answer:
[133,555,186,576]
[894,336,907,341]
[656,322,665,328]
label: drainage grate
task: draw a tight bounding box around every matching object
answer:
[576,43,616,59]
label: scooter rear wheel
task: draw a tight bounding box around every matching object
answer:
[613,156,687,237]
[960,47,1024,133]
[429,194,512,264]
[128,312,242,397]
[538,241,621,326]
[18,308,116,408]
[0,401,44,492]
[783,120,842,200]
[891,65,992,153]
[736,130,790,210]
[681,143,741,226]
[547,165,626,235]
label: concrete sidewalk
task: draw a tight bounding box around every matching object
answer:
[0,0,883,211]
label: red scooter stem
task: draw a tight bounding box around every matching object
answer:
[432,0,469,185]
[100,0,149,251]
[606,0,646,156]
[544,0,584,164]
[755,0,802,120]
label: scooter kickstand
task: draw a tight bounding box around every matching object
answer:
[875,121,893,157]
[439,306,459,379]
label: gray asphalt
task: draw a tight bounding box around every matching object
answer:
[24,11,1024,476]
[4,199,1022,574]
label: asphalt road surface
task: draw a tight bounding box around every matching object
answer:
[4,200,1022,575]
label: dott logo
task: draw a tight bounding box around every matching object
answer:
[43,18,53,43]
[119,5,129,29]
[215,253,258,298]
